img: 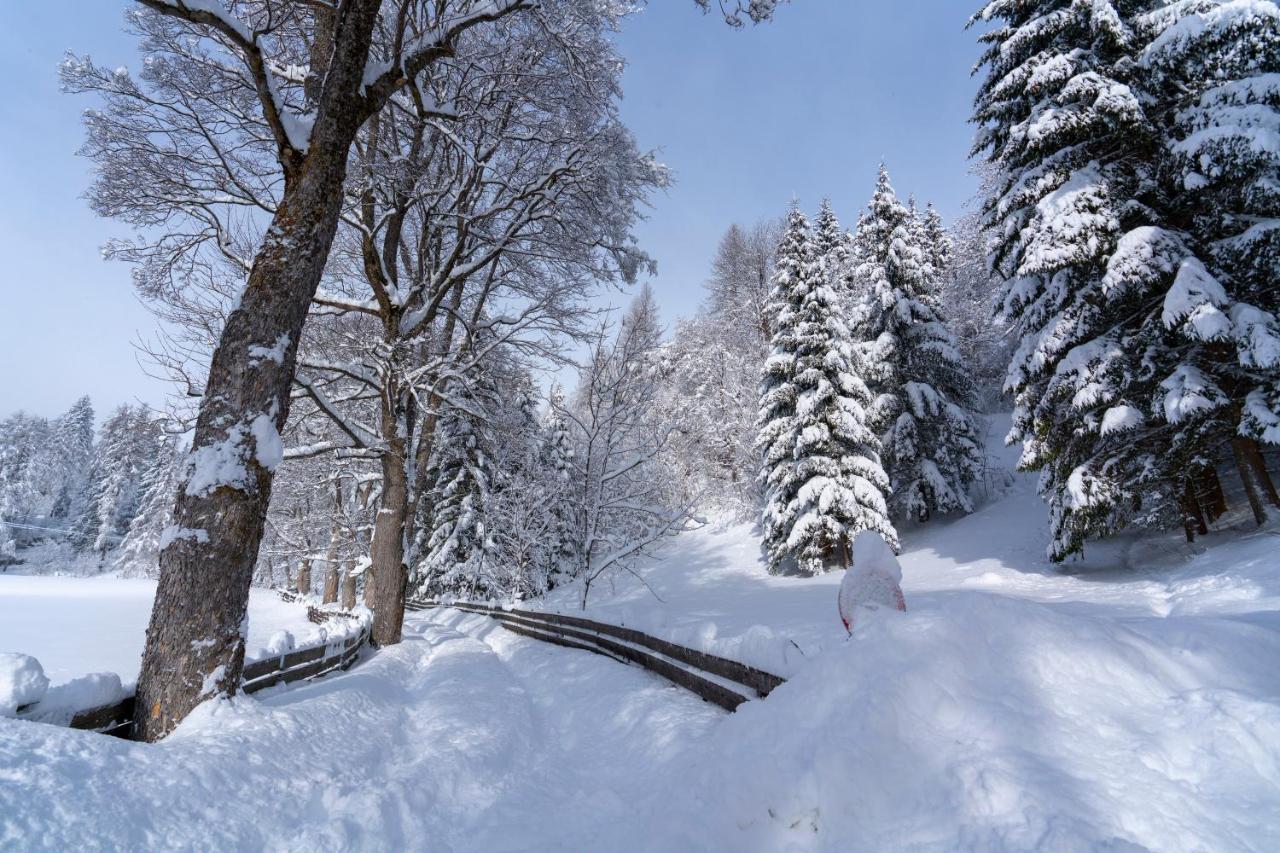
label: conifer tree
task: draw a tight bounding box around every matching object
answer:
[414,385,497,599]
[116,435,183,577]
[36,396,95,521]
[971,0,1216,557]
[757,207,896,575]
[71,405,162,555]
[851,168,984,523]
[1141,0,1280,522]
[540,386,578,584]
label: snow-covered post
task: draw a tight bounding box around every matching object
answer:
[837,532,907,635]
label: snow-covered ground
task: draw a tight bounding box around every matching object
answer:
[0,575,337,690]
[3,415,1279,850]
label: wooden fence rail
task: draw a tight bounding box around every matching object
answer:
[408,599,786,712]
[18,618,370,738]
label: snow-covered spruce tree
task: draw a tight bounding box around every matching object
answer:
[813,198,853,282]
[757,207,896,575]
[414,379,499,600]
[115,434,183,577]
[850,168,983,523]
[1141,0,1280,523]
[32,396,95,522]
[0,412,50,551]
[537,386,579,587]
[71,405,162,556]
[970,0,1228,558]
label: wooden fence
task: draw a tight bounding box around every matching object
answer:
[407,599,785,712]
[18,616,370,738]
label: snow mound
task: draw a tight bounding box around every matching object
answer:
[29,673,127,724]
[838,531,907,631]
[669,593,1280,851]
[0,653,49,716]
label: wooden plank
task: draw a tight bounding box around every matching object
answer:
[69,695,135,733]
[242,671,283,694]
[280,644,327,669]
[242,656,283,681]
[444,601,784,697]
[482,610,750,711]
[496,620,631,665]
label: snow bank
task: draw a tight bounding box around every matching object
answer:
[0,654,48,716]
[666,593,1280,851]
[27,673,127,725]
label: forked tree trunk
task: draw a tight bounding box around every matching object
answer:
[133,2,383,743]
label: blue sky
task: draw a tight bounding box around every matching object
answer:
[0,0,984,419]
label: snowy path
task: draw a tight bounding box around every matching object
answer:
[405,608,723,850]
[0,608,723,851]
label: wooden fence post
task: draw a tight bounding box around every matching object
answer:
[341,560,358,610]
[296,558,312,596]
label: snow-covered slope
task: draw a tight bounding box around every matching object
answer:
[3,416,1278,850]
[533,416,1280,677]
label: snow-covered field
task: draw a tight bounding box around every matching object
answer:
[3,417,1280,850]
[0,575,334,690]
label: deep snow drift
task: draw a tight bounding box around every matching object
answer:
[2,416,1279,850]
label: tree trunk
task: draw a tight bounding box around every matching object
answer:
[1231,436,1269,527]
[133,3,383,743]
[322,562,340,604]
[296,558,312,596]
[341,560,358,610]
[1181,480,1208,543]
[1197,467,1228,522]
[1237,436,1280,509]
[367,450,409,645]
[322,483,342,604]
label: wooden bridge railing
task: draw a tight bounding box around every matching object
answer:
[18,611,370,738]
[407,599,786,712]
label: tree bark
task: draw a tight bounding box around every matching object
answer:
[1237,436,1280,509]
[1231,436,1269,527]
[296,558,312,596]
[1197,467,1229,522]
[341,560,358,610]
[1181,480,1208,543]
[322,482,343,604]
[133,1,383,742]
[367,449,409,645]
[322,562,340,604]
